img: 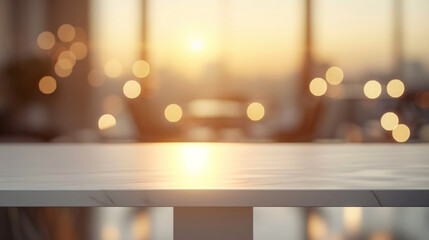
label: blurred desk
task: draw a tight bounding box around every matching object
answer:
[0,143,428,239]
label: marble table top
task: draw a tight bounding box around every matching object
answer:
[0,143,428,206]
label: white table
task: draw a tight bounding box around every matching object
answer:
[0,143,428,239]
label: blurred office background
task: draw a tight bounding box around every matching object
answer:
[0,0,429,239]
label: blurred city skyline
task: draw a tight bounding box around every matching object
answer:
[0,0,429,143]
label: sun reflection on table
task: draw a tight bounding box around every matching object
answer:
[166,144,219,189]
[182,145,209,175]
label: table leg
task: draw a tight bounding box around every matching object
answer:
[174,207,253,240]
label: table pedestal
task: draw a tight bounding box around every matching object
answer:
[174,207,253,240]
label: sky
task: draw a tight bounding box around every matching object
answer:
[91,0,429,81]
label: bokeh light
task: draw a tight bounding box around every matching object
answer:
[57,24,76,42]
[58,51,76,66]
[380,112,399,131]
[307,212,328,240]
[98,114,116,130]
[57,59,73,70]
[37,31,55,50]
[343,207,362,236]
[123,80,141,99]
[364,80,382,99]
[38,76,57,94]
[70,42,88,60]
[247,102,265,121]
[392,124,410,143]
[132,60,150,78]
[132,211,150,240]
[326,66,344,85]
[73,27,87,42]
[164,104,182,122]
[55,62,72,78]
[309,78,327,96]
[386,79,405,98]
[104,60,123,78]
[88,69,105,87]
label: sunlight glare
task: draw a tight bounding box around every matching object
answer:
[189,38,205,52]
[182,145,208,175]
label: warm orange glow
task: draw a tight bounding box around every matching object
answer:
[101,224,119,240]
[55,63,72,78]
[58,51,77,66]
[132,60,150,78]
[98,114,116,130]
[247,102,265,121]
[380,112,399,131]
[188,38,205,52]
[182,145,208,175]
[38,76,57,94]
[370,232,393,240]
[88,69,105,87]
[103,95,124,115]
[330,233,343,240]
[309,78,328,96]
[326,85,343,98]
[168,144,217,188]
[57,59,73,70]
[164,104,183,122]
[364,80,382,99]
[104,60,123,78]
[132,211,151,240]
[326,66,344,85]
[189,99,242,118]
[343,207,362,235]
[90,0,141,81]
[392,124,410,143]
[386,79,405,98]
[37,31,55,50]
[123,80,141,99]
[70,42,88,60]
[307,212,328,240]
[57,24,76,42]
